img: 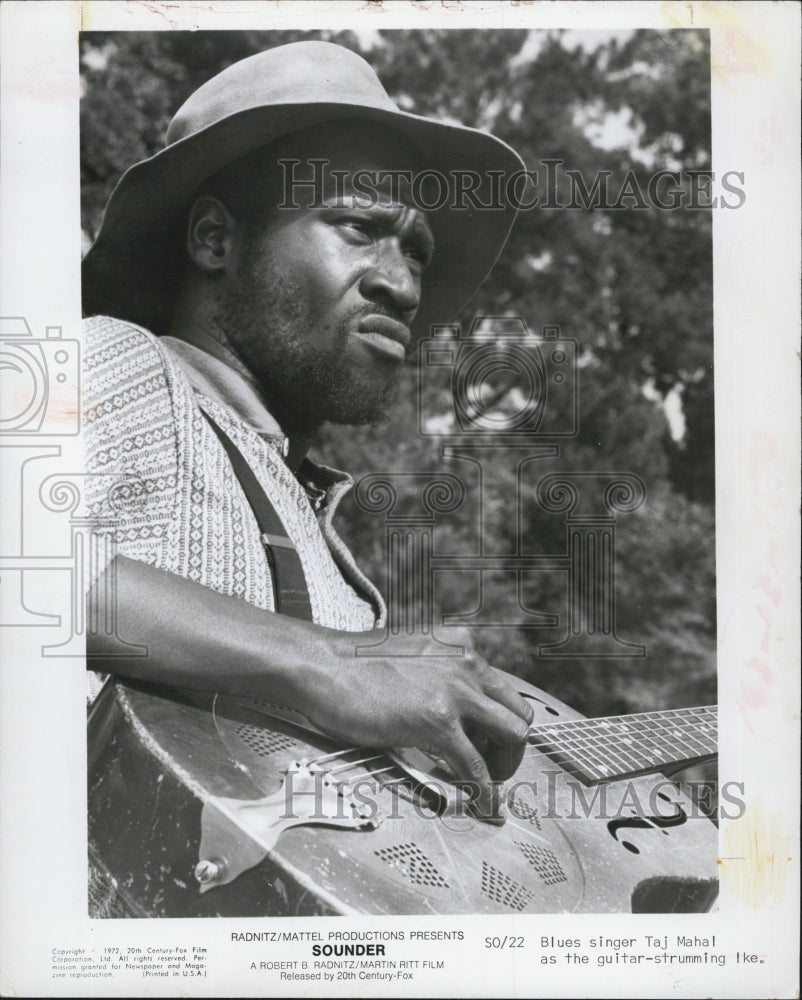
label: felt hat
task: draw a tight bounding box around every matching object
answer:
[81,40,525,337]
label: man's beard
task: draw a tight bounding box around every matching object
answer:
[215,253,401,434]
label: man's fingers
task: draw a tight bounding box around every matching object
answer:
[483,734,527,782]
[463,715,527,782]
[480,666,535,725]
[436,724,502,821]
[462,693,530,763]
[434,665,532,782]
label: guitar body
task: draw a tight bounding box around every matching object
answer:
[88,676,718,917]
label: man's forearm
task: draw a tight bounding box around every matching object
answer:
[88,554,533,817]
[87,555,344,706]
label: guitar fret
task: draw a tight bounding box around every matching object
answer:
[648,726,688,761]
[658,712,717,751]
[607,726,668,772]
[630,722,685,765]
[537,728,606,777]
[529,706,717,782]
[676,729,710,757]
[539,725,644,780]
[638,715,715,761]
[593,719,670,769]
[536,727,623,780]
[593,721,652,773]
[573,731,635,779]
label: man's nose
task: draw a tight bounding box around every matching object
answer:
[359,240,420,316]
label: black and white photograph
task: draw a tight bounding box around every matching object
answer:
[81,25,722,919]
[0,2,799,997]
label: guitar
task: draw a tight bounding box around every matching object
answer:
[87,673,718,917]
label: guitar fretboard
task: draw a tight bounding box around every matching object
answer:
[528,706,717,785]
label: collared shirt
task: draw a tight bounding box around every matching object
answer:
[160,331,292,446]
[83,316,385,642]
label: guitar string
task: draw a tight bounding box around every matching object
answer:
[523,743,716,775]
[296,718,715,784]
[292,745,439,793]
[523,706,716,734]
[523,724,717,762]
[532,724,672,752]
[303,732,690,784]
[523,710,717,748]
[246,705,715,787]
[523,724,717,758]
[575,712,718,737]
[524,730,716,768]
[299,746,417,787]
[295,721,715,787]
[303,746,368,766]
[327,754,384,772]
[285,739,712,797]
[341,765,396,780]
[527,728,635,772]
[526,739,636,775]
[526,730,641,778]
[523,723,717,777]
[523,711,717,770]
[329,757,390,775]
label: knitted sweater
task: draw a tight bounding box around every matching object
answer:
[82,316,384,636]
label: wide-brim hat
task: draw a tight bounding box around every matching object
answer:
[82,40,525,338]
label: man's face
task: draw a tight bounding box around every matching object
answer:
[216,123,434,431]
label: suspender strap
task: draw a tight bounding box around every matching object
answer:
[202,411,314,621]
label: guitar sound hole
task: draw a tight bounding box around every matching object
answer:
[234,722,296,757]
[374,843,449,888]
[521,694,560,717]
[516,842,568,886]
[508,797,542,830]
[481,861,535,911]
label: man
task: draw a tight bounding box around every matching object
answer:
[83,40,532,824]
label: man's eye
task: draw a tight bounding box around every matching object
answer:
[338,218,371,238]
[404,244,432,269]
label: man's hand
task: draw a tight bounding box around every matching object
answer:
[90,558,533,821]
[297,627,534,821]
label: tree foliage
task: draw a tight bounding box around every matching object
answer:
[80,28,716,717]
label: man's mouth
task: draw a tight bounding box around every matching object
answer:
[354,315,411,361]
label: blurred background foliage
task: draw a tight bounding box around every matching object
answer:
[81,28,716,719]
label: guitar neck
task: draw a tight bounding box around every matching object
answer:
[528,706,717,785]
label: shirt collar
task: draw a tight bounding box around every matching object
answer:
[161,334,289,447]
[159,335,348,492]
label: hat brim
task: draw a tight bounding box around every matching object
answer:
[82,101,524,338]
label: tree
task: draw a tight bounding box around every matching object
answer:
[80,28,716,717]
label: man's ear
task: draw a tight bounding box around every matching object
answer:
[185,195,237,274]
